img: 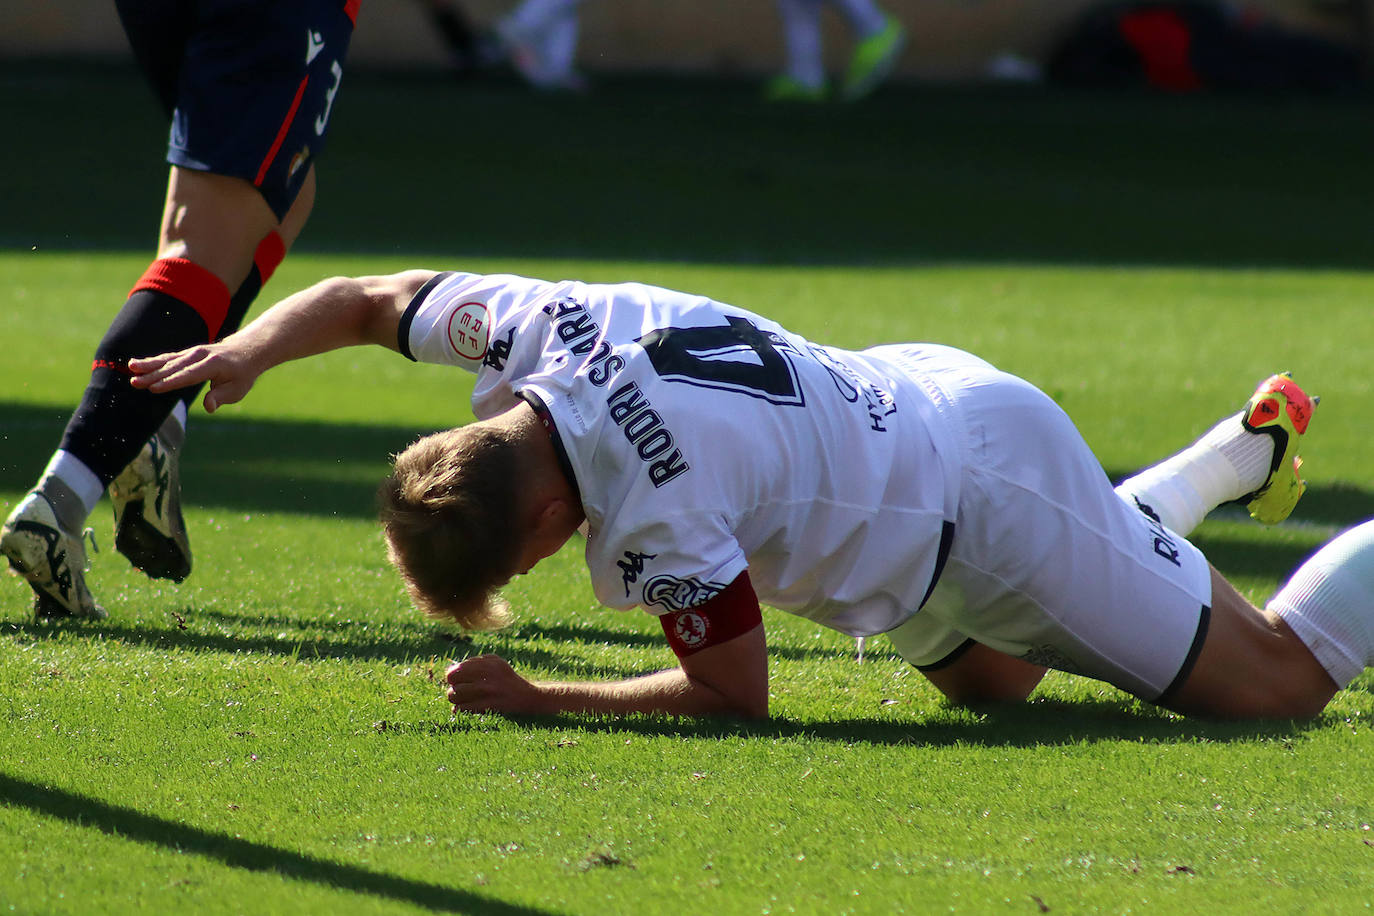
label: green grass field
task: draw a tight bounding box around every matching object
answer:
[2,63,1373,913]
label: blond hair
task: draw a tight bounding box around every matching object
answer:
[377,425,526,630]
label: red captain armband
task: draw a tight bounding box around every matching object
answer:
[659,572,763,659]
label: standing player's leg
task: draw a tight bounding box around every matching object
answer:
[495,0,587,91]
[106,166,315,582]
[831,0,907,100]
[2,0,355,619]
[0,168,278,618]
[767,0,829,101]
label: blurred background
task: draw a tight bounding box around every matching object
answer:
[4,0,1371,84]
[3,1,1372,269]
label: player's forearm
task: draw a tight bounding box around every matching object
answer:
[532,668,767,719]
[230,274,402,371]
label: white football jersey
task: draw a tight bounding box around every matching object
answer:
[401,271,960,637]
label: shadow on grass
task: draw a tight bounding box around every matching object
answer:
[0,772,553,915]
[4,610,468,666]
[0,402,430,521]
[2,613,844,680]
[375,695,1324,750]
[5,611,665,680]
[7,404,1371,532]
[496,620,863,665]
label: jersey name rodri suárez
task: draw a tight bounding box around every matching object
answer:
[400,271,957,637]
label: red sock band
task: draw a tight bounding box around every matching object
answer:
[130,258,232,340]
[253,231,287,286]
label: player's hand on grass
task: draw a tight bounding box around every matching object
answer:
[446,655,545,715]
[128,343,261,413]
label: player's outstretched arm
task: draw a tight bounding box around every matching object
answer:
[445,623,770,719]
[129,270,439,412]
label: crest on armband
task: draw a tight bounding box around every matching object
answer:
[672,610,710,649]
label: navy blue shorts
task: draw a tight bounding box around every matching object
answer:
[115,0,360,220]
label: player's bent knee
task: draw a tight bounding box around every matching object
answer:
[922,642,1047,706]
[1163,572,1337,719]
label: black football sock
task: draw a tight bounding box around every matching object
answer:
[59,258,230,486]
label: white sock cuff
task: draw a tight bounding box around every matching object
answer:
[169,399,188,431]
[40,450,103,519]
[1201,411,1273,494]
[1267,521,1374,689]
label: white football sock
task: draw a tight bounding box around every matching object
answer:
[777,0,826,88]
[167,399,188,434]
[1267,520,1374,689]
[1114,411,1274,536]
[38,450,103,531]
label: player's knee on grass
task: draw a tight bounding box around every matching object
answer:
[920,641,1048,706]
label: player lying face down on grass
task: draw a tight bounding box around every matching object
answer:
[130,270,1374,721]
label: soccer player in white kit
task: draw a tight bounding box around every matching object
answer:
[129,269,1374,721]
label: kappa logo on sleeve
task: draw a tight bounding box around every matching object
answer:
[617,550,657,596]
[483,327,516,372]
[642,574,725,612]
[446,302,491,363]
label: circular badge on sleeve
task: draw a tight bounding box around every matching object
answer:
[673,611,709,648]
[446,302,490,362]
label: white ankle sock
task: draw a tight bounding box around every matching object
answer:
[1115,411,1274,536]
[38,451,103,530]
[167,399,188,434]
[1267,520,1374,689]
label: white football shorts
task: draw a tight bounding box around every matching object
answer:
[871,344,1214,702]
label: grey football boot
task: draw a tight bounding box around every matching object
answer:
[1,489,106,620]
[110,415,192,582]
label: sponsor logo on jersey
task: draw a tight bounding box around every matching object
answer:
[446,302,490,363]
[643,574,725,612]
[617,550,657,596]
[607,382,690,487]
[808,345,896,432]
